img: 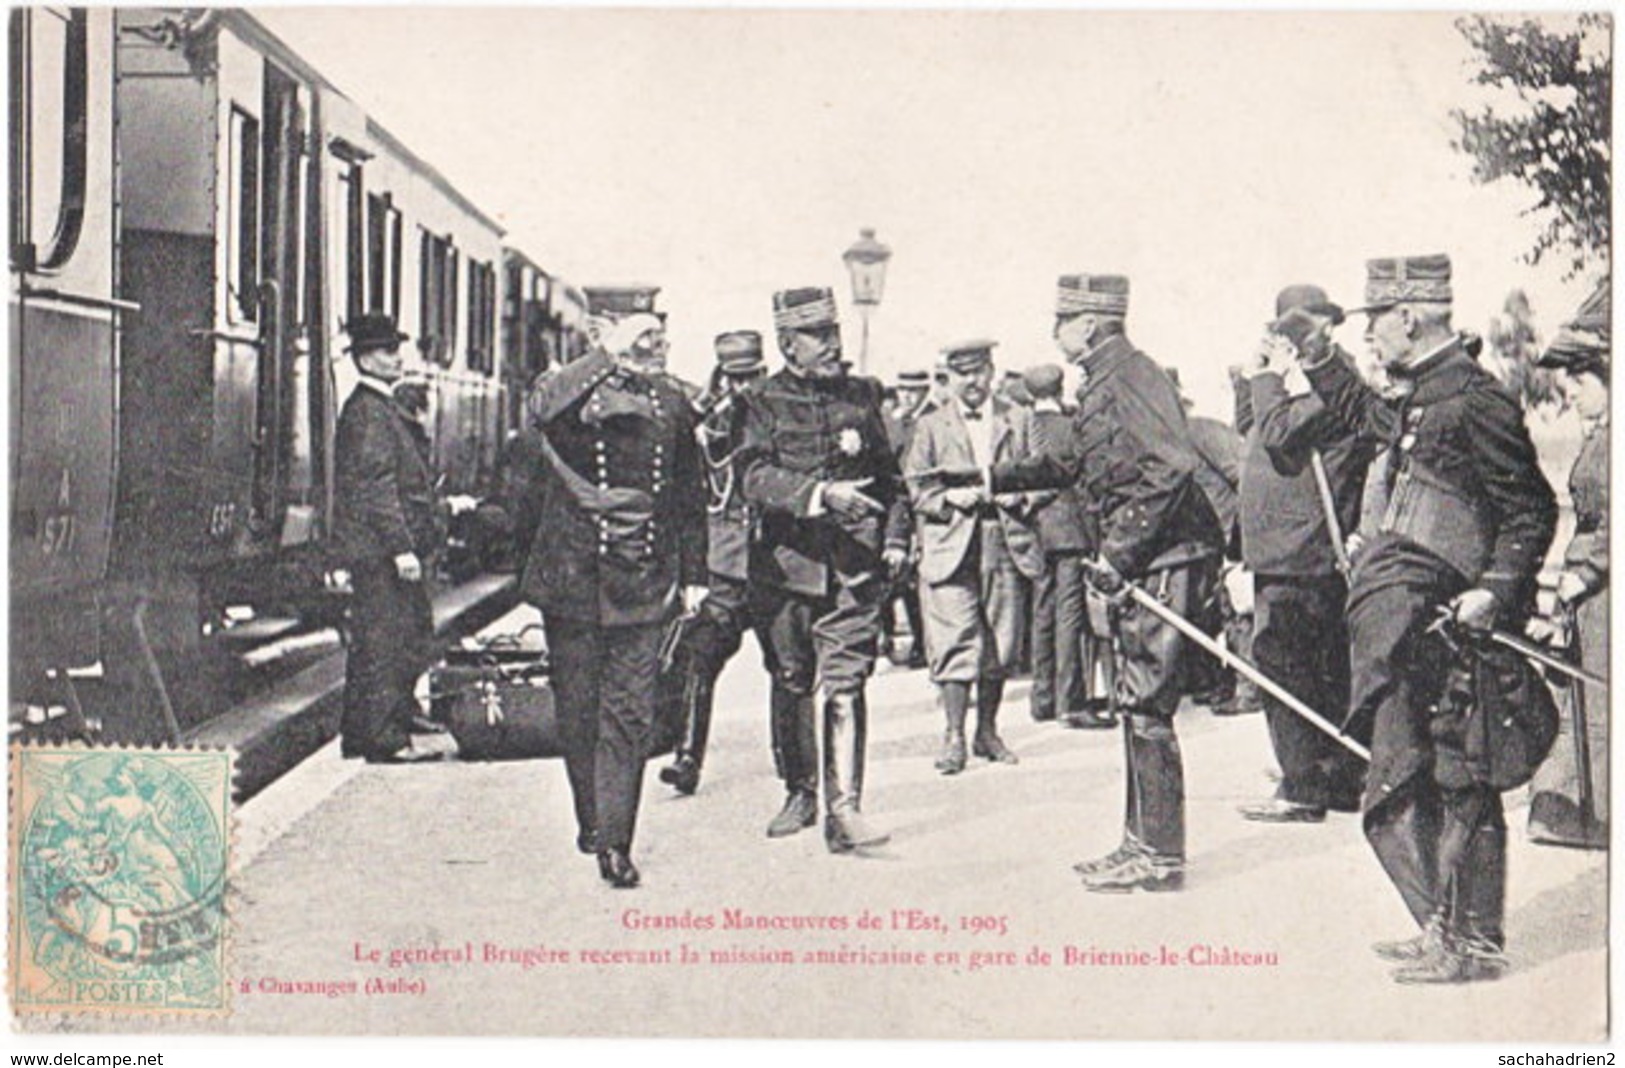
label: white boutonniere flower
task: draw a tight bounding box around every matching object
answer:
[837,428,863,456]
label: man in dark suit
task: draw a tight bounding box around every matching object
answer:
[905,341,1044,773]
[881,369,931,668]
[333,315,447,764]
[656,331,769,796]
[1296,254,1555,982]
[735,287,906,853]
[518,311,708,888]
[987,275,1224,892]
[1022,364,1109,728]
[1233,284,1377,823]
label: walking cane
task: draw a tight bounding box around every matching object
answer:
[1086,565,1370,763]
[1308,449,1352,577]
[1560,603,1598,837]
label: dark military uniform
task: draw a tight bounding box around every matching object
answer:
[881,399,928,666]
[993,327,1223,881]
[518,348,707,864]
[1027,394,1102,724]
[1303,328,1554,968]
[656,334,769,796]
[737,359,906,846]
[334,378,444,761]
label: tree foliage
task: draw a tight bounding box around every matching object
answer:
[1486,289,1561,411]
[1451,14,1611,278]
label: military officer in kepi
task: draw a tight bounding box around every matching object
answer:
[735,287,906,853]
[333,314,448,765]
[984,275,1224,892]
[656,330,770,796]
[518,311,708,889]
[905,340,1044,773]
[1292,254,1556,982]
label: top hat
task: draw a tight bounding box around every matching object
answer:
[345,313,410,354]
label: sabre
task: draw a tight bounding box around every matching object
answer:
[1309,449,1352,576]
[1087,566,1369,762]
[1432,608,1609,690]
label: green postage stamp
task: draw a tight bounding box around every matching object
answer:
[9,744,232,1015]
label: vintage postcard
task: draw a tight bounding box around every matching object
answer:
[6,5,1609,1046]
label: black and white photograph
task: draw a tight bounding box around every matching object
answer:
[6,4,1612,1050]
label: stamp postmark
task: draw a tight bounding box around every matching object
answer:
[9,745,232,1015]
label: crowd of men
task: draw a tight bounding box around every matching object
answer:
[327,255,1610,986]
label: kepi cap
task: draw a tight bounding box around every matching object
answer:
[584,285,661,319]
[714,330,766,376]
[1057,274,1129,317]
[1349,254,1452,313]
[773,287,839,332]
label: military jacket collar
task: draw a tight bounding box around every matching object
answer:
[1079,333,1136,380]
[1404,342,1478,407]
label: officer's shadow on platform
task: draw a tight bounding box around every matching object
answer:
[1505,862,1607,972]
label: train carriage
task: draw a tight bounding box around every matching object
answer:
[10,7,575,747]
[9,8,121,697]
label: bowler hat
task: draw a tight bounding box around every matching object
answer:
[1271,284,1345,328]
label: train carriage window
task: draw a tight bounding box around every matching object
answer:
[339,161,365,324]
[9,7,87,273]
[467,259,496,374]
[418,228,459,367]
[365,192,402,319]
[226,106,261,322]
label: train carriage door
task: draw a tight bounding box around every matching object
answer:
[256,62,313,545]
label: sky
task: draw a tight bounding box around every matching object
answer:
[253,6,1604,417]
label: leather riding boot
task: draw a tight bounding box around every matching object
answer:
[660,668,715,796]
[1442,788,1507,957]
[769,683,818,797]
[972,677,1018,764]
[1363,785,1444,930]
[935,681,970,774]
[1126,713,1185,862]
[823,689,889,852]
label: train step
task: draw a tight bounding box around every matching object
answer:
[184,572,518,803]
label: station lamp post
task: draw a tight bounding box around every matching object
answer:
[841,227,891,375]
